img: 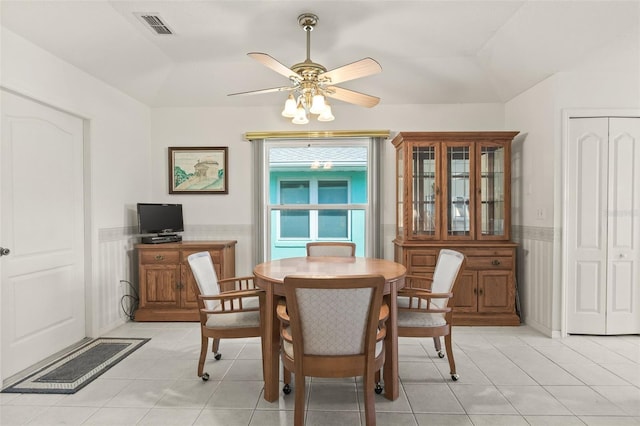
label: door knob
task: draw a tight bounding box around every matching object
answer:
[0,247,10,256]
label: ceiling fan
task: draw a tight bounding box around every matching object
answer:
[228,13,382,123]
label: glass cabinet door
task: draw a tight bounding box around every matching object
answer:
[396,146,404,238]
[445,144,473,239]
[410,144,439,238]
[478,143,507,238]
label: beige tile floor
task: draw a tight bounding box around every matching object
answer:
[1,322,639,425]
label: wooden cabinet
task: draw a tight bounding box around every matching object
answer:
[392,132,520,326]
[134,240,237,321]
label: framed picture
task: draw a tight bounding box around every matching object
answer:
[168,146,228,194]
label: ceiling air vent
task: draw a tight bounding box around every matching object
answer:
[135,13,174,35]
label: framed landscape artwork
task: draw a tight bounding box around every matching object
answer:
[169,146,228,194]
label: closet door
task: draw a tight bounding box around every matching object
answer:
[566,117,609,334]
[606,118,640,334]
[566,117,640,335]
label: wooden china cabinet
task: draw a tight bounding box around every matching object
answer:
[392,131,520,326]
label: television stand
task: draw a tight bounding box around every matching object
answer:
[141,234,182,244]
[134,240,237,321]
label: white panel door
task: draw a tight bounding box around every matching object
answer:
[567,117,609,334]
[606,118,640,334]
[567,116,640,335]
[1,90,86,381]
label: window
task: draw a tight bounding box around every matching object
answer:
[250,133,386,262]
[277,179,349,240]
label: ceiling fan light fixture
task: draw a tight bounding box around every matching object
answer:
[309,94,326,115]
[292,100,309,124]
[281,94,297,117]
[317,103,335,122]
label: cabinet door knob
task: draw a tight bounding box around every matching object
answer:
[155,255,164,261]
[491,259,501,266]
[478,288,484,295]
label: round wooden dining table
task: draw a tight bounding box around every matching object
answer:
[253,256,407,402]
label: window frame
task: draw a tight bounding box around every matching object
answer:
[249,131,387,263]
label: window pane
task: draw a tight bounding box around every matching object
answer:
[281,210,310,238]
[280,181,309,204]
[318,210,348,238]
[318,181,348,203]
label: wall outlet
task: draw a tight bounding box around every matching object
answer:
[536,208,545,220]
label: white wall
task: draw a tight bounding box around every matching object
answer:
[504,28,640,336]
[151,103,506,274]
[1,28,152,336]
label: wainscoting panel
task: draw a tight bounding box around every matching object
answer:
[513,225,556,336]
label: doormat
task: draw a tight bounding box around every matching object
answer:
[1,337,150,394]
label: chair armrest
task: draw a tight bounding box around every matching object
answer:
[379,302,389,322]
[218,276,257,292]
[276,298,289,322]
[376,302,389,342]
[398,288,452,300]
[276,299,293,343]
[199,288,263,313]
[199,289,263,301]
[405,274,434,290]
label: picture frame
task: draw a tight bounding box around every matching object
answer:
[168,146,228,194]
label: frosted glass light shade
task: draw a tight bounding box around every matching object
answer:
[281,94,297,117]
[309,94,326,115]
[292,102,309,124]
[317,104,335,122]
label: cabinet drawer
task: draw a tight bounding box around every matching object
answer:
[140,251,180,265]
[407,251,438,268]
[466,256,513,270]
[461,248,513,257]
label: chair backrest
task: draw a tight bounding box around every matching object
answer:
[283,274,384,356]
[187,251,220,310]
[430,249,465,308]
[306,242,356,257]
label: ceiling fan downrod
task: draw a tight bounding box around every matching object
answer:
[298,13,318,63]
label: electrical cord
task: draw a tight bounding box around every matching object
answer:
[119,279,139,320]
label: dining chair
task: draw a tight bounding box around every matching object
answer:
[305,241,356,257]
[187,251,264,381]
[396,249,465,381]
[277,274,389,426]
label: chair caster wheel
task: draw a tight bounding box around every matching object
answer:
[437,351,445,358]
[214,353,222,360]
[202,373,210,381]
[283,384,291,395]
[374,383,383,394]
[451,374,459,381]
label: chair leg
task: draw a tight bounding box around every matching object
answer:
[374,370,383,394]
[283,366,292,395]
[198,335,208,380]
[363,370,377,426]
[212,338,221,360]
[444,333,458,381]
[433,337,444,358]
[294,370,305,426]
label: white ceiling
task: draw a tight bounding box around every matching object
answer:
[2,1,639,108]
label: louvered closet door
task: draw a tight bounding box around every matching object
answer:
[566,117,640,335]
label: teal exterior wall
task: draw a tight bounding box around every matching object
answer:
[269,169,367,259]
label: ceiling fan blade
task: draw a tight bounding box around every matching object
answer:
[228,86,294,97]
[248,52,301,80]
[319,58,382,85]
[326,86,380,108]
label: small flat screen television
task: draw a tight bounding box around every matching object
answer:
[137,203,184,236]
